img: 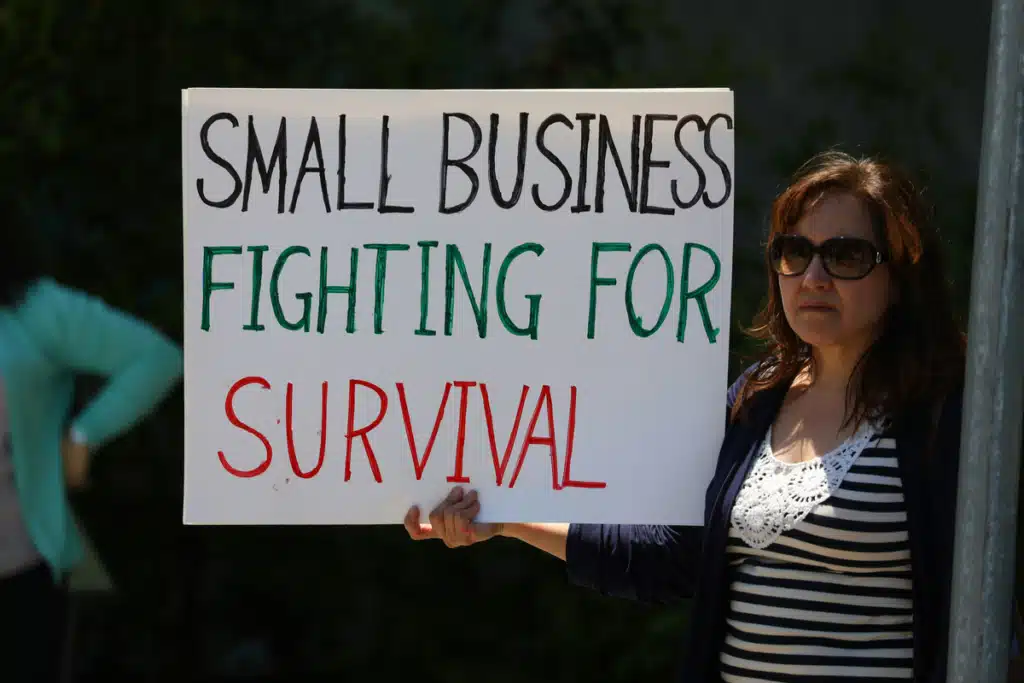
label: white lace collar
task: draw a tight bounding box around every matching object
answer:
[730,420,883,550]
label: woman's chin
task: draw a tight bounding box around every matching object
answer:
[791,324,846,349]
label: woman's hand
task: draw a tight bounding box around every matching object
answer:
[62,435,90,490]
[403,486,503,548]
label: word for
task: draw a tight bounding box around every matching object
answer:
[217,377,606,492]
[194,111,733,215]
[200,241,721,343]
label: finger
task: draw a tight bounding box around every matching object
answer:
[452,489,478,511]
[450,497,481,546]
[430,487,464,546]
[442,505,460,546]
[450,490,478,539]
[403,506,433,540]
[448,502,475,546]
[448,489,478,541]
[462,501,483,541]
[403,506,428,539]
[442,498,467,546]
[428,486,464,521]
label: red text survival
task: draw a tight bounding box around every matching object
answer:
[217,377,606,491]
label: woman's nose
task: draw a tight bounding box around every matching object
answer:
[802,254,832,287]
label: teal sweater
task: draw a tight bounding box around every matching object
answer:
[0,278,183,581]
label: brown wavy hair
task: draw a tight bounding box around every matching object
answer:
[730,151,966,427]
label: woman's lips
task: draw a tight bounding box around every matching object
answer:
[798,301,837,311]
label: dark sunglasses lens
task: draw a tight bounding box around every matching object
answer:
[771,237,811,275]
[825,240,876,278]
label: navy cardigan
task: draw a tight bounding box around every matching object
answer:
[566,366,964,683]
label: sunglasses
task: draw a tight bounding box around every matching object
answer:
[768,235,888,280]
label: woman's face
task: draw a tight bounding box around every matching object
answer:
[777,192,893,355]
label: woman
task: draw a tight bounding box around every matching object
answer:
[1,231,183,681]
[403,151,968,682]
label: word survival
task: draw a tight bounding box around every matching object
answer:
[217,377,606,492]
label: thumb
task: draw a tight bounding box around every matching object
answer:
[404,505,435,540]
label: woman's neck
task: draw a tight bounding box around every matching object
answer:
[807,344,865,393]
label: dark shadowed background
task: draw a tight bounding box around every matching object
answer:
[2,0,1007,680]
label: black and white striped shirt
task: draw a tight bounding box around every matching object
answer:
[720,424,913,682]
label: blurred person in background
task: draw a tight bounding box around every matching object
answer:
[1,225,182,682]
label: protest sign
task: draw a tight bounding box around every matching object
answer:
[182,88,735,524]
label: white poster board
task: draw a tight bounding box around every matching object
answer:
[182,88,735,525]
